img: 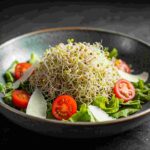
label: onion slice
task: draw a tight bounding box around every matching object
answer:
[26,88,47,118]
[118,70,149,83]
[88,105,115,121]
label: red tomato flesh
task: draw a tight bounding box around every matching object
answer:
[52,95,77,120]
[115,59,131,73]
[12,90,30,109]
[114,79,135,102]
[15,63,32,79]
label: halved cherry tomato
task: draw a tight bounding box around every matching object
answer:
[12,90,30,109]
[115,59,131,73]
[15,63,32,79]
[52,95,77,120]
[114,79,135,102]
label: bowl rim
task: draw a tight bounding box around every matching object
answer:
[0,26,150,126]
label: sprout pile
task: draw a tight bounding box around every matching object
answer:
[29,41,121,104]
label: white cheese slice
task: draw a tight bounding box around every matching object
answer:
[26,88,47,119]
[88,105,115,121]
[118,70,149,83]
[13,66,35,89]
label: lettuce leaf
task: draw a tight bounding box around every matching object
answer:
[109,48,118,59]
[3,60,19,83]
[120,99,142,109]
[19,81,33,94]
[29,53,40,64]
[3,90,13,106]
[104,47,118,59]
[110,99,141,118]
[133,80,150,102]
[4,71,14,83]
[0,82,13,105]
[110,108,140,118]
[93,95,120,114]
[69,104,96,122]
[46,102,55,119]
[7,60,19,74]
[0,83,5,93]
[92,94,142,119]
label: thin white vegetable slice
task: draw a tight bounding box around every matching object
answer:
[118,70,149,83]
[88,105,115,121]
[12,65,35,89]
[26,88,47,118]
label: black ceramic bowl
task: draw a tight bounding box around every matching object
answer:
[0,27,150,138]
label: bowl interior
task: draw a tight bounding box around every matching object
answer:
[0,28,150,115]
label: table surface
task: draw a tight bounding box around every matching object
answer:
[0,2,150,149]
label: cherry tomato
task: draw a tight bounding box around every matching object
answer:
[12,90,30,109]
[52,95,77,120]
[15,63,32,79]
[115,59,131,73]
[114,79,135,102]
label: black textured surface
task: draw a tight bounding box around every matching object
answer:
[0,2,150,149]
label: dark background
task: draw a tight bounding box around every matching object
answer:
[0,0,150,149]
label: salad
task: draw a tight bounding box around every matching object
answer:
[0,39,150,122]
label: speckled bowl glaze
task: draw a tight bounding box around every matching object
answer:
[0,27,150,138]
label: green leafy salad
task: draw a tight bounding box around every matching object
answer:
[0,39,149,122]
